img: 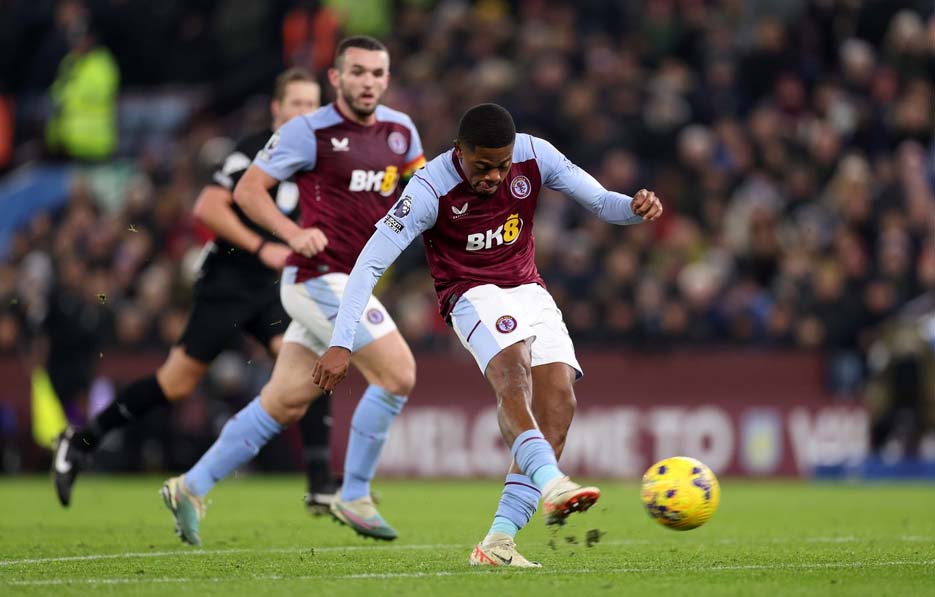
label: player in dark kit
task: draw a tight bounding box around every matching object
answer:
[160,36,425,546]
[52,68,340,511]
[314,103,663,567]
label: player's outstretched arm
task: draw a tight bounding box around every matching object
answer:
[312,232,405,391]
[234,165,327,258]
[193,185,291,270]
[534,136,663,224]
[314,179,439,391]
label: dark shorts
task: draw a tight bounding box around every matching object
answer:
[176,289,289,363]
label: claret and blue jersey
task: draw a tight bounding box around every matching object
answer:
[330,132,646,350]
[253,102,425,282]
[377,133,645,317]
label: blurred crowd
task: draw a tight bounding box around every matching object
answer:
[1,0,934,398]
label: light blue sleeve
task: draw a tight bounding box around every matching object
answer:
[534,136,644,225]
[253,116,317,180]
[329,177,438,350]
[329,233,404,350]
[373,176,439,251]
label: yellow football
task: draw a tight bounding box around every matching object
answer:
[641,456,720,530]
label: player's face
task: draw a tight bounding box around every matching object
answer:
[272,81,321,129]
[456,142,514,196]
[330,48,390,120]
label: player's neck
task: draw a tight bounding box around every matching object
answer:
[335,99,377,126]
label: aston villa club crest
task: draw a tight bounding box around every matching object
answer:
[387,131,408,155]
[510,176,531,199]
[495,315,517,334]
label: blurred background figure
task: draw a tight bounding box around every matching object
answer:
[865,293,935,461]
[44,0,119,162]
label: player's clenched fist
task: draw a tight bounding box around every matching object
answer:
[313,346,352,392]
[288,227,328,257]
[631,189,663,221]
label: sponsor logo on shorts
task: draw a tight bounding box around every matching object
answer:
[495,315,517,334]
[510,175,531,199]
[387,131,408,155]
[366,308,385,324]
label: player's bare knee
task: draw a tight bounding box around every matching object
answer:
[274,404,306,426]
[491,370,532,406]
[494,374,533,410]
[378,346,416,396]
[156,366,200,401]
[542,411,573,444]
[281,402,309,425]
[157,348,210,400]
[382,366,416,397]
[542,391,575,430]
[260,387,308,425]
[502,375,533,404]
[171,375,200,400]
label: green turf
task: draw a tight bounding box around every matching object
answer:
[1,476,934,596]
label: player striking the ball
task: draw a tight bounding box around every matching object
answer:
[313,103,663,567]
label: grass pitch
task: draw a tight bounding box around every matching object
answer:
[1,476,934,596]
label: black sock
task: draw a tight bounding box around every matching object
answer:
[72,375,169,452]
[298,392,334,493]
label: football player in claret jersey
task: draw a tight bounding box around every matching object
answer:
[52,68,335,508]
[160,36,426,545]
[314,103,663,567]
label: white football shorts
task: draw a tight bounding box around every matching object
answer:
[280,267,397,354]
[449,283,582,378]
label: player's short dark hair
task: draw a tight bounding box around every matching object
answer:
[335,36,389,69]
[457,103,516,150]
[273,67,316,102]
